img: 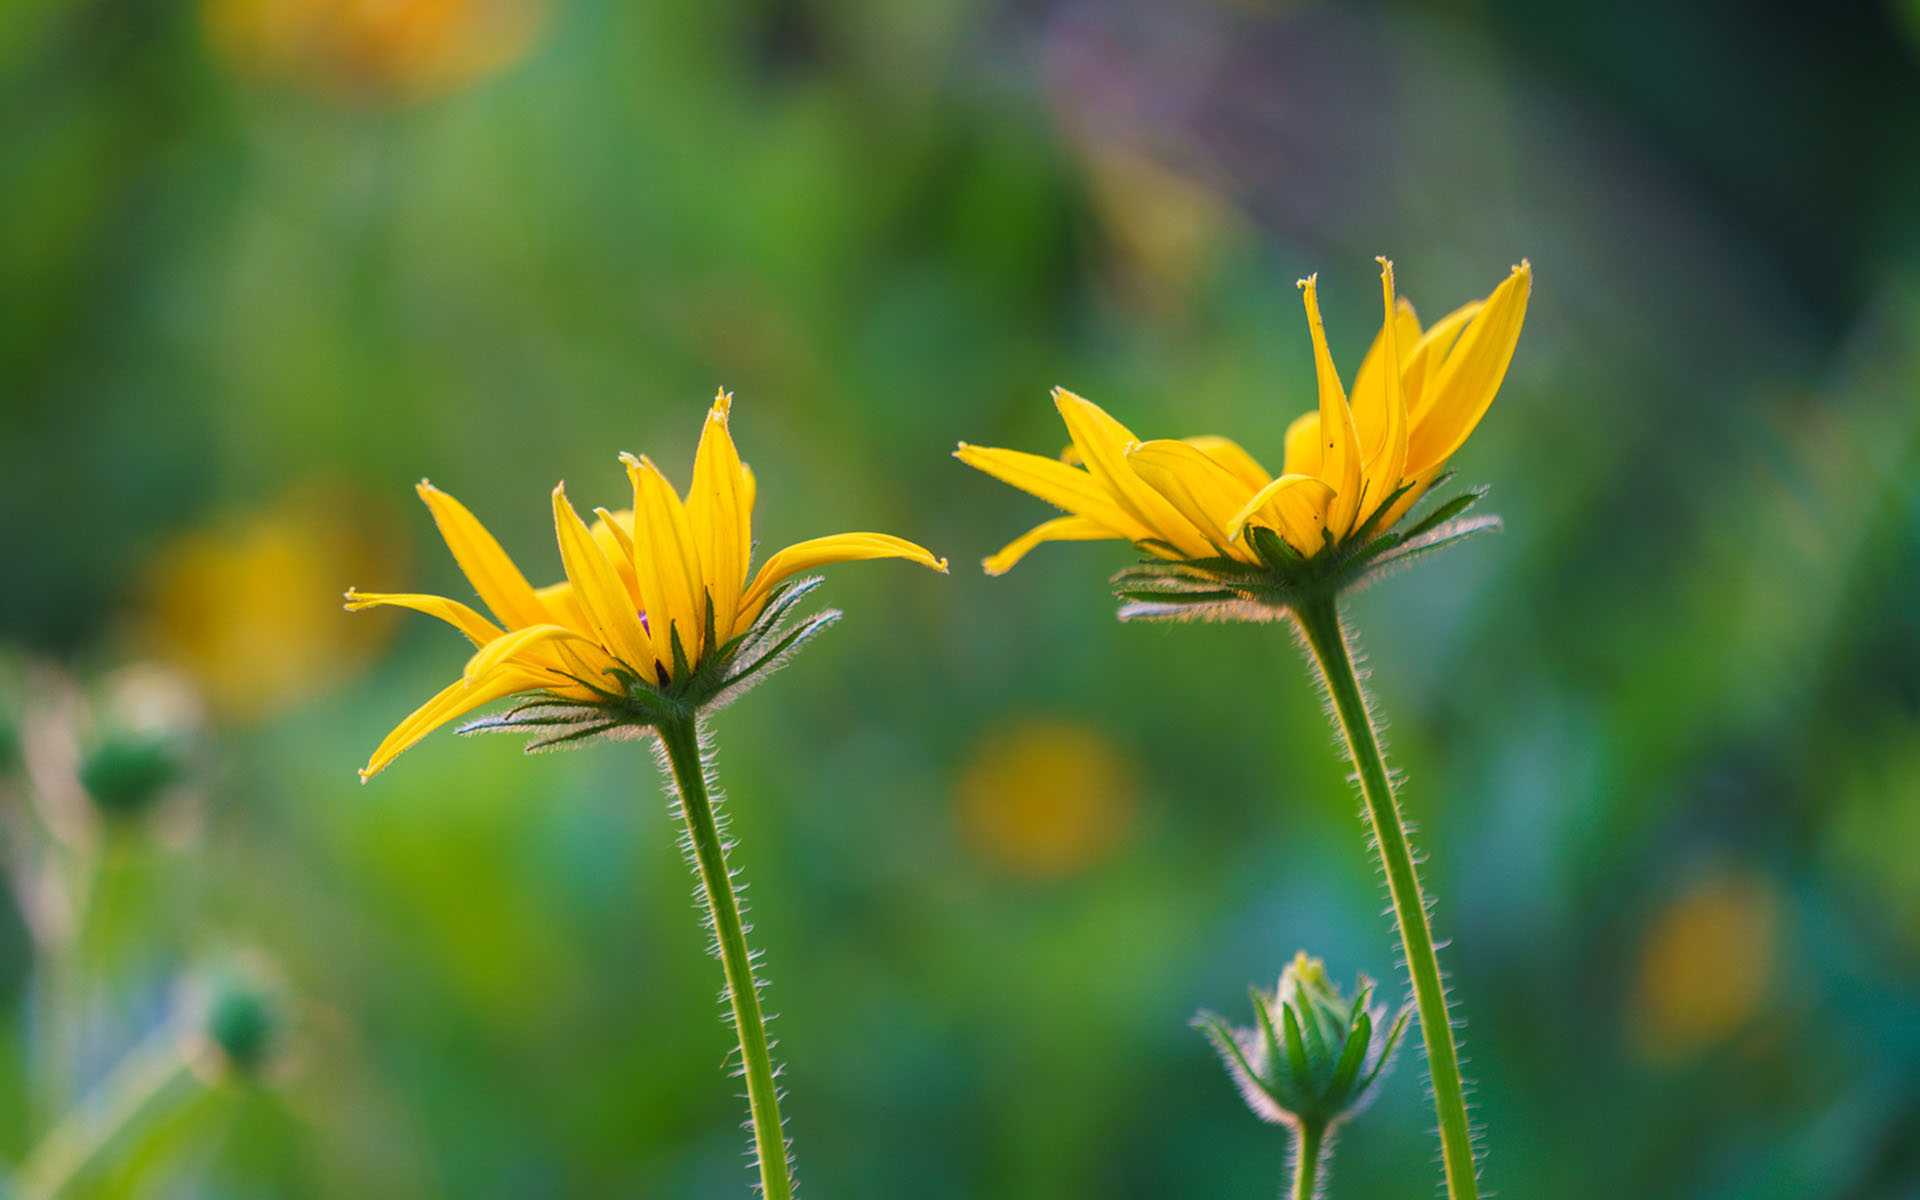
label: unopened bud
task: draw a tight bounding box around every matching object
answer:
[1194,951,1409,1130]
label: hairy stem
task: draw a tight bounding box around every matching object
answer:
[656,716,794,1200]
[1292,596,1479,1200]
[1291,1120,1326,1200]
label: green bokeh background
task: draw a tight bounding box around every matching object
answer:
[4,0,1920,1196]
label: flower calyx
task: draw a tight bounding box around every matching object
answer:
[1113,479,1498,623]
[457,577,837,752]
[1193,951,1411,1130]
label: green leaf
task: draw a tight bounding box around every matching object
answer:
[1280,1002,1311,1081]
[1403,487,1485,540]
[1328,1010,1370,1101]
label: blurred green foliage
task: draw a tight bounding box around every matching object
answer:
[2,0,1919,1196]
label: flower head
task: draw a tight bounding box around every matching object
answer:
[1194,952,1410,1131]
[348,391,946,779]
[957,259,1529,617]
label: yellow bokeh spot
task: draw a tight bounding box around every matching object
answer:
[203,0,546,105]
[138,482,404,718]
[956,719,1135,879]
[1630,866,1781,1063]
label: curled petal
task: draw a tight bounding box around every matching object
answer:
[983,514,1117,576]
[344,589,502,647]
[462,623,592,682]
[360,668,544,781]
[740,533,947,622]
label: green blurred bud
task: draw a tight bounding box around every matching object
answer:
[1194,951,1410,1131]
[77,731,187,819]
[187,953,290,1079]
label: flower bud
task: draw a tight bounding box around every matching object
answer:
[1194,952,1409,1130]
[185,952,290,1079]
[77,731,187,819]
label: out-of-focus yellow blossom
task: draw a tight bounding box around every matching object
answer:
[956,719,1134,878]
[141,484,402,717]
[957,259,1530,572]
[1631,867,1781,1062]
[349,391,946,780]
[203,0,544,104]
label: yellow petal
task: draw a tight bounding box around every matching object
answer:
[954,442,1149,540]
[1125,439,1260,559]
[343,589,502,647]
[415,482,550,630]
[740,533,947,623]
[1402,300,1482,422]
[359,668,542,781]
[463,622,593,682]
[1052,388,1213,558]
[1348,293,1420,463]
[552,484,654,675]
[624,453,707,670]
[981,515,1116,576]
[1180,435,1272,491]
[590,507,640,600]
[1356,257,1411,527]
[1405,262,1531,475]
[1298,275,1365,538]
[686,390,750,644]
[1226,473,1336,555]
[534,581,591,633]
[1282,411,1323,479]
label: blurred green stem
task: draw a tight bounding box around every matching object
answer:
[13,1026,196,1200]
[1291,1119,1325,1200]
[1293,596,1479,1200]
[657,715,793,1200]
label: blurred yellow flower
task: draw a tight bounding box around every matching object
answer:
[350,391,947,780]
[956,719,1134,878]
[1631,867,1781,1062]
[957,259,1530,571]
[141,484,402,717]
[203,0,544,104]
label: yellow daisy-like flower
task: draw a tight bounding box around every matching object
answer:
[348,391,946,779]
[957,259,1530,584]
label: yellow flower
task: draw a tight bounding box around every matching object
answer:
[956,719,1135,879]
[348,391,946,780]
[203,0,545,105]
[141,482,403,716]
[1630,867,1780,1063]
[957,258,1530,573]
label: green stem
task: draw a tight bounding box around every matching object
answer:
[657,716,794,1200]
[14,1027,197,1200]
[1291,1120,1326,1200]
[1292,596,1479,1200]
